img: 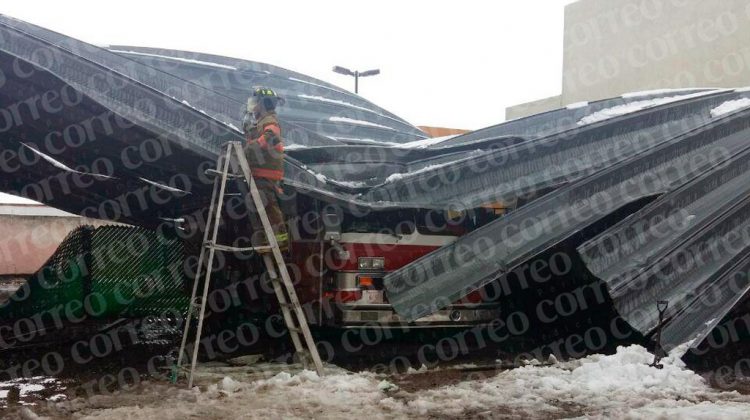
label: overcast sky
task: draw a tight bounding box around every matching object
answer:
[0,0,575,130]
[0,0,574,204]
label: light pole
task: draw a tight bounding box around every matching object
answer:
[332,66,380,94]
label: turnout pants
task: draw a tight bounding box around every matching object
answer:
[248,179,287,245]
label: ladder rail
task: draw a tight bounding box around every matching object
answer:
[178,141,325,387]
[261,255,305,352]
[175,160,223,370]
[187,146,233,388]
[231,142,325,374]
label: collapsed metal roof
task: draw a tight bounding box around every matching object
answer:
[2,14,750,350]
[383,93,750,350]
[106,46,426,146]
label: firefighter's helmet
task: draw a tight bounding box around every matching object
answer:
[248,87,284,113]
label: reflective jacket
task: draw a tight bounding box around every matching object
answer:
[244,112,284,180]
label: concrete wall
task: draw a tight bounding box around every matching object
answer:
[563,0,750,103]
[0,206,111,276]
[505,95,562,120]
[506,0,750,118]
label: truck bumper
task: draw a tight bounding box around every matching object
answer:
[326,304,501,328]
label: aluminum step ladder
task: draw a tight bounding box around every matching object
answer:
[175,141,324,388]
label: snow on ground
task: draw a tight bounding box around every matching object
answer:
[73,370,393,420]
[397,134,459,149]
[578,91,719,125]
[399,345,750,418]
[60,345,750,419]
[710,98,750,118]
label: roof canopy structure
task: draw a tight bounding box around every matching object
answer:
[2,14,750,352]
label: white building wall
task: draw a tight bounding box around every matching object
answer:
[507,0,750,118]
[505,95,563,121]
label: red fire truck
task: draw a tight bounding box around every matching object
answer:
[289,206,503,328]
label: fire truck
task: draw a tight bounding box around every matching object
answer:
[287,203,504,329]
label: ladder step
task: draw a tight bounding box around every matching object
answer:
[288,327,302,333]
[204,168,243,179]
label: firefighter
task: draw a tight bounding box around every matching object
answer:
[243,87,288,251]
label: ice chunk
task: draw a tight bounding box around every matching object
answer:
[20,384,44,395]
[377,380,398,392]
[219,377,243,393]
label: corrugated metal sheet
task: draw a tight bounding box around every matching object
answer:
[383,95,750,326]
[578,142,750,348]
[107,46,426,145]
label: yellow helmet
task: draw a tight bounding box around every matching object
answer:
[248,87,284,112]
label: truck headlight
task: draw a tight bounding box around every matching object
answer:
[358,257,385,270]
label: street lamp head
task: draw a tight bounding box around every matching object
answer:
[332,66,355,76]
[332,66,380,94]
[359,69,381,77]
